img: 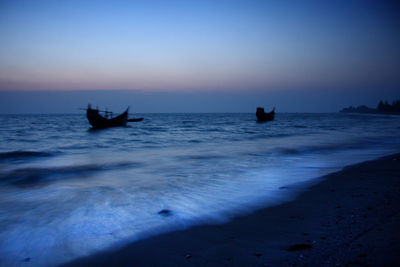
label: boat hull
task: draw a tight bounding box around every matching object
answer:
[256,107,275,122]
[86,108,128,129]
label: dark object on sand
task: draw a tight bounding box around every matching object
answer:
[86,104,143,129]
[158,209,172,216]
[256,107,275,122]
[287,243,313,251]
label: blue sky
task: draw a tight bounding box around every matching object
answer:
[0,0,399,112]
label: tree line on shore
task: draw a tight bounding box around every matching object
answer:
[340,100,400,114]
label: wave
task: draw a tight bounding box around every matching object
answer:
[176,154,227,161]
[0,161,143,188]
[0,151,54,161]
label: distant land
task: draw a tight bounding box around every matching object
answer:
[340,100,400,115]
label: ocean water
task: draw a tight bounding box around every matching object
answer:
[0,113,399,266]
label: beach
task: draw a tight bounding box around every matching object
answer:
[1,113,399,266]
[65,153,400,266]
[1,0,399,265]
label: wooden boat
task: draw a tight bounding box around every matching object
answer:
[256,107,275,122]
[86,104,143,129]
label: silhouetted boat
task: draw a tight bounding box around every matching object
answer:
[256,107,275,122]
[86,104,143,129]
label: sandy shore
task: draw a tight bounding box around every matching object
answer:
[65,154,400,266]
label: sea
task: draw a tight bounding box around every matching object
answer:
[0,112,399,266]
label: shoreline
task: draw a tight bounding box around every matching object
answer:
[65,153,400,266]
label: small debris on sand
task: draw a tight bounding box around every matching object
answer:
[158,209,172,216]
[287,244,313,251]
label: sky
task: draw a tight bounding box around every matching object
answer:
[0,0,399,113]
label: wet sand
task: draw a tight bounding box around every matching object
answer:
[65,154,400,266]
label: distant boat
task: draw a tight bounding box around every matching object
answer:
[86,104,143,129]
[256,107,275,122]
